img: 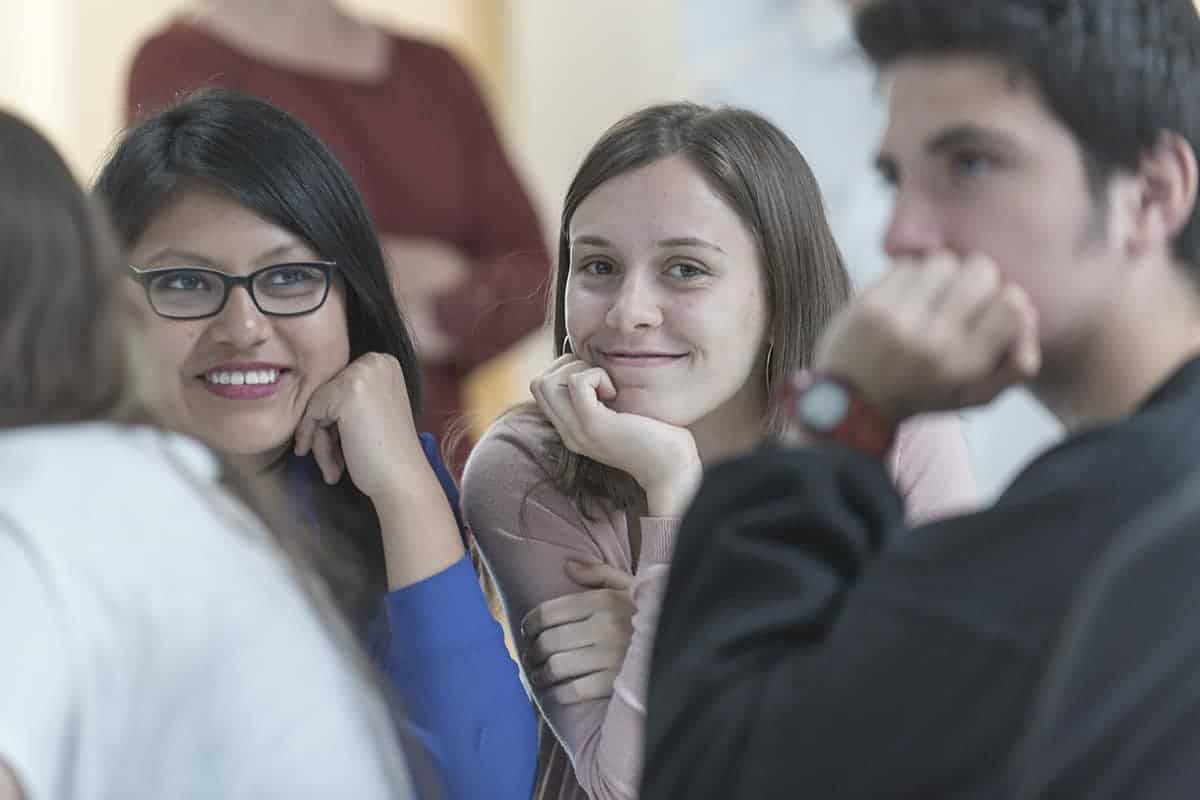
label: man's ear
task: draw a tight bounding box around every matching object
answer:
[1129,131,1198,258]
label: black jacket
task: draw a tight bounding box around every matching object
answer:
[642,357,1200,799]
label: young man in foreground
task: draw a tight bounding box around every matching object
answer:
[642,1,1200,796]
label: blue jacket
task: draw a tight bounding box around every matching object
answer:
[290,433,536,799]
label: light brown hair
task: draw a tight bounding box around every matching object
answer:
[529,102,853,512]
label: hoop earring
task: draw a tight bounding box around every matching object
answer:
[562,335,573,355]
[764,343,774,393]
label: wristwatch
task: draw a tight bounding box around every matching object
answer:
[781,372,896,459]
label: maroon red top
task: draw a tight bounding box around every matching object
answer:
[126,23,551,454]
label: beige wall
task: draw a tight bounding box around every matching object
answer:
[0,0,691,431]
[0,0,690,240]
[0,0,505,180]
[468,1,691,430]
[502,0,688,241]
[0,0,79,168]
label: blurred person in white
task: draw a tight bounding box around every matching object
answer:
[0,108,411,800]
[682,0,1062,497]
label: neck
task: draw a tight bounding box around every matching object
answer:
[1036,261,1200,432]
[193,0,386,80]
[689,378,769,465]
[204,0,340,20]
[227,444,288,476]
[196,0,360,43]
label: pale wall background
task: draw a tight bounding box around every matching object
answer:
[0,0,688,219]
[0,0,512,179]
[0,0,691,434]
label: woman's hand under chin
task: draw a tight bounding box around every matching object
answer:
[292,351,428,498]
[531,354,702,517]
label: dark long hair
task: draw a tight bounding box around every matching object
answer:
[1,108,407,787]
[529,102,852,513]
[95,89,421,623]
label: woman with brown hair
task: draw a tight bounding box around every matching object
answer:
[461,102,976,800]
[0,109,410,798]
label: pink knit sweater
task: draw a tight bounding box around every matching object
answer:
[461,412,976,800]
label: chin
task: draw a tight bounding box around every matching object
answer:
[608,393,697,427]
[190,420,292,462]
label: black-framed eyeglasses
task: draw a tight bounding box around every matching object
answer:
[128,261,337,320]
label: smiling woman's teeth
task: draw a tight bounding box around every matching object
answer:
[205,370,280,386]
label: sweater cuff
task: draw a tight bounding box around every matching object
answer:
[382,554,498,656]
[639,517,680,566]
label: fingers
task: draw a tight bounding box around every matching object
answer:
[1006,285,1042,376]
[293,385,330,457]
[818,246,1043,419]
[524,592,634,663]
[522,586,619,638]
[532,359,619,455]
[884,252,997,332]
[529,648,619,691]
[294,414,316,458]
[293,401,329,458]
[310,425,345,485]
[901,251,959,318]
[959,285,1042,405]
[591,370,618,402]
[565,559,633,591]
[566,369,617,423]
[529,354,586,400]
[529,357,589,433]
[293,377,342,458]
[971,283,1039,369]
[524,618,605,667]
[939,255,1002,329]
[541,671,617,706]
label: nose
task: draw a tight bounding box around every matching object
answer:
[883,188,945,262]
[209,286,270,349]
[604,272,663,334]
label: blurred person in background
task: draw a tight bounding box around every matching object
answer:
[682,0,1062,497]
[95,89,537,800]
[643,1,1200,796]
[0,107,411,800]
[126,0,551,461]
[463,101,976,800]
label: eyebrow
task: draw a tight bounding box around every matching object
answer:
[141,242,311,268]
[926,124,1021,157]
[571,235,614,249]
[570,234,726,254]
[657,236,726,254]
[874,123,1022,179]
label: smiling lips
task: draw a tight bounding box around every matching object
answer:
[597,350,687,367]
[199,363,290,399]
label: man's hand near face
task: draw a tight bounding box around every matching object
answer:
[813,252,1042,423]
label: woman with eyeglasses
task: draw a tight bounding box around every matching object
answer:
[94,89,545,800]
[0,107,409,800]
